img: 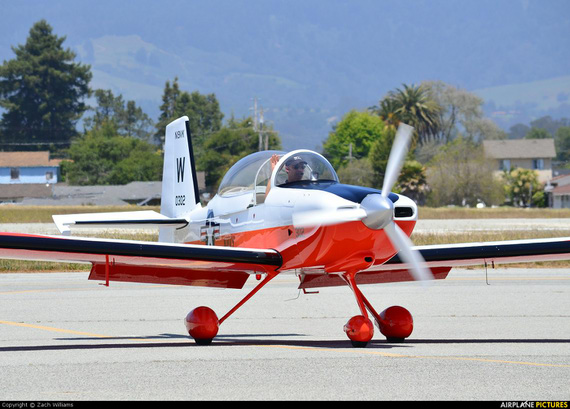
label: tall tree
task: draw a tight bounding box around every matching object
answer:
[85,89,153,141]
[174,90,224,159]
[123,100,154,141]
[374,84,441,146]
[421,80,500,142]
[322,110,387,169]
[370,97,400,132]
[0,20,91,153]
[154,77,223,151]
[85,89,125,128]
[154,77,181,143]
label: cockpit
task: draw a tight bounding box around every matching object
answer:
[217,150,339,205]
[274,151,338,187]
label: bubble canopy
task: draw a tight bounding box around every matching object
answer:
[218,150,284,197]
[217,150,339,197]
[275,151,338,186]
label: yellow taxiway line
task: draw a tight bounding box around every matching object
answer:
[2,319,567,369]
[0,320,111,338]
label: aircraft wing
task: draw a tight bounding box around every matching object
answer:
[299,237,570,289]
[385,236,570,269]
[0,232,282,289]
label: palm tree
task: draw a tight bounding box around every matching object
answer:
[370,97,400,132]
[376,84,442,145]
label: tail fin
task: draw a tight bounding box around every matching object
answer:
[159,116,201,241]
[160,116,201,216]
[49,116,198,240]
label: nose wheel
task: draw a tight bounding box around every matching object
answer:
[344,315,375,347]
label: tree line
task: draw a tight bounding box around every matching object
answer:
[323,82,570,208]
[0,20,280,188]
[1,20,568,208]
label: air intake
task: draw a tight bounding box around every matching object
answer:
[394,207,414,218]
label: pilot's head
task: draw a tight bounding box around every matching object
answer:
[285,156,307,182]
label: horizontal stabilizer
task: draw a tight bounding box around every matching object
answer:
[52,211,188,235]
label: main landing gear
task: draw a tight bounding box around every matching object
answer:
[183,270,413,347]
[184,306,219,345]
[184,271,278,346]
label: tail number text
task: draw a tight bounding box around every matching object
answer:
[175,195,186,206]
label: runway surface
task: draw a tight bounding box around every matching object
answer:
[0,267,568,401]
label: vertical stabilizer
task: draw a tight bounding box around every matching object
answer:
[159,116,200,241]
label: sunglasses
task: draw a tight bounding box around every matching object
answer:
[291,163,306,170]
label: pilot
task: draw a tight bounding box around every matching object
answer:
[264,153,281,197]
[284,155,307,183]
[265,154,307,198]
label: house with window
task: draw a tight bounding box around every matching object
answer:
[482,139,556,183]
[544,174,570,208]
[0,151,61,184]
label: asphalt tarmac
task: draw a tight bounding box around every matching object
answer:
[0,267,568,401]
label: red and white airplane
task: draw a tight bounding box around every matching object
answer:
[1,116,569,347]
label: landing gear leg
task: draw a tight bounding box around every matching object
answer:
[342,272,374,347]
[342,272,414,344]
[359,292,413,343]
[185,271,278,345]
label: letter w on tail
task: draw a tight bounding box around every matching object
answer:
[177,157,185,183]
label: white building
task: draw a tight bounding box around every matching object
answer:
[545,174,570,208]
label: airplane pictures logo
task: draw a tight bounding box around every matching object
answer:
[500,402,568,408]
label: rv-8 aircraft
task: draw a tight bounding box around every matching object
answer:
[1,116,570,347]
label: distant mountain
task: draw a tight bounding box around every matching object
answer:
[1,0,569,150]
[474,76,570,130]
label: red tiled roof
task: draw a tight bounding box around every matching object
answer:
[551,184,570,195]
[0,151,61,167]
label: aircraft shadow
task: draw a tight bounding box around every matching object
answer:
[0,335,568,352]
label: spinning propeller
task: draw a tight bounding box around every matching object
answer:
[293,123,433,282]
[366,123,432,282]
